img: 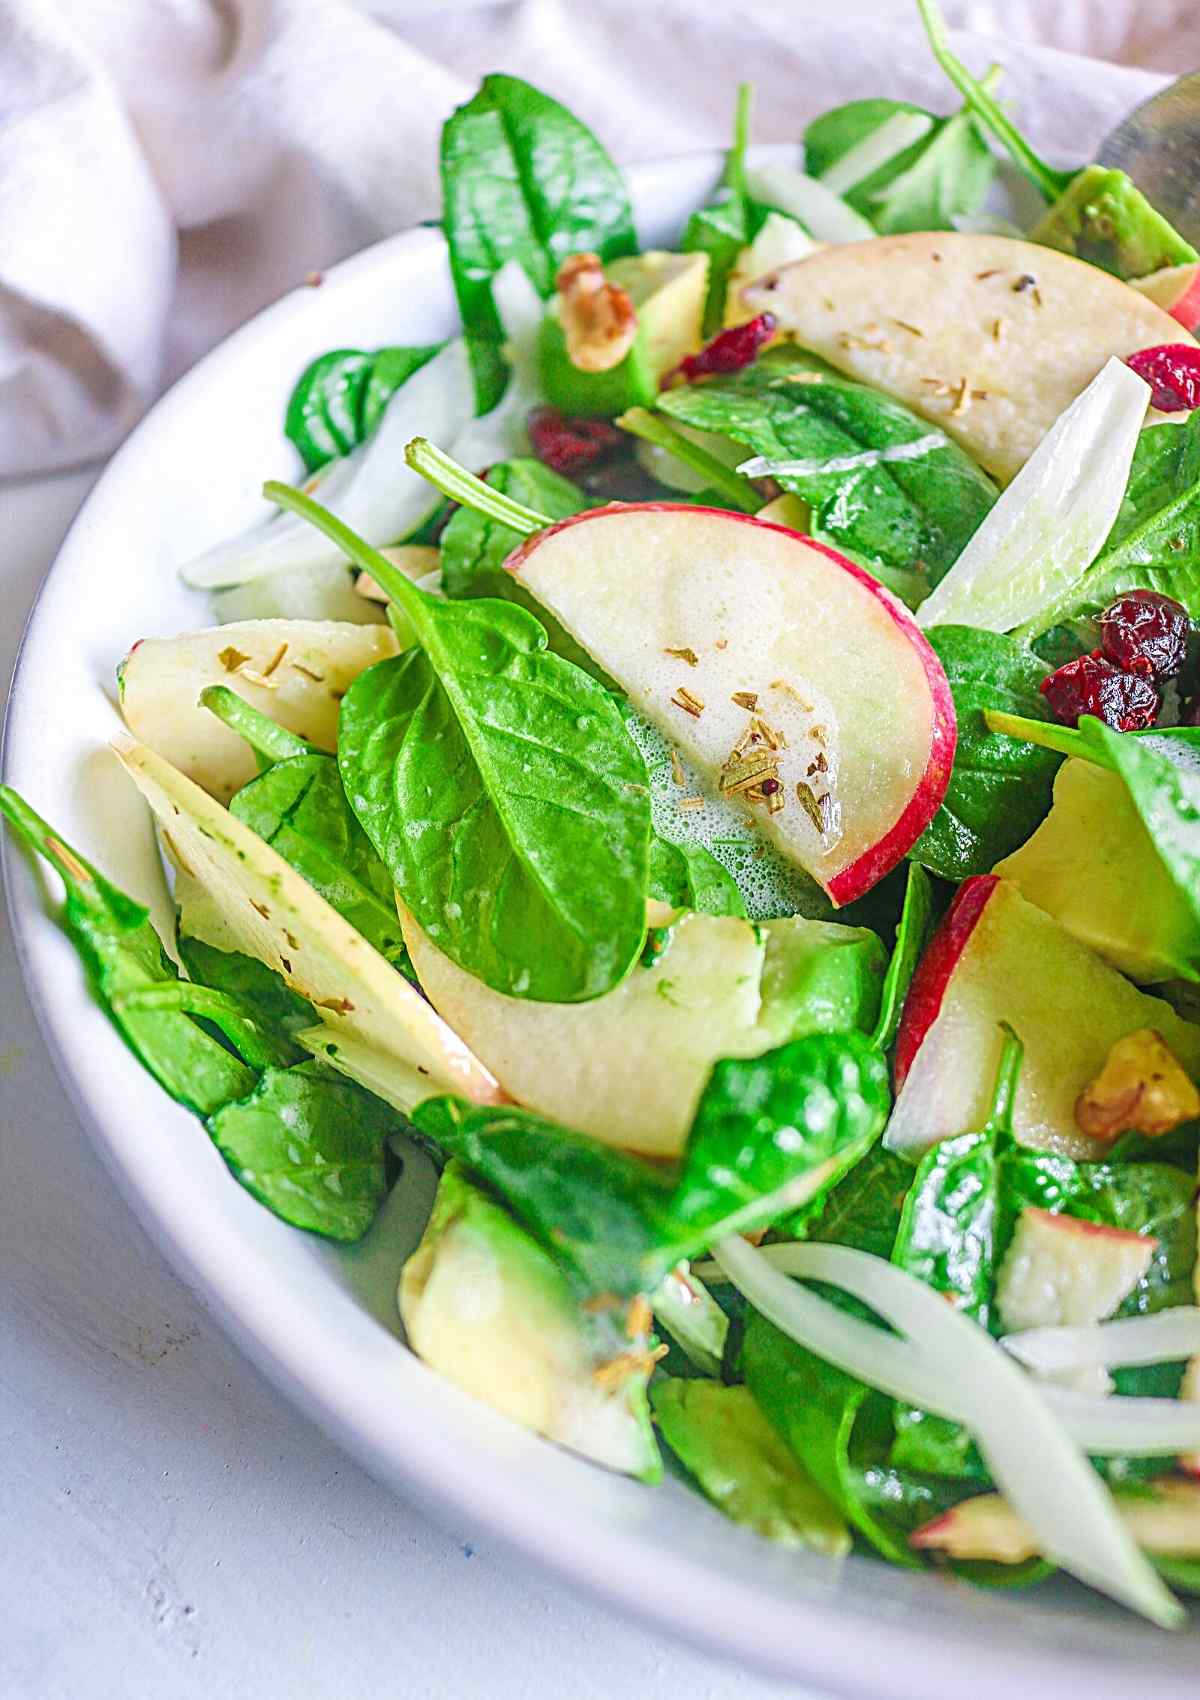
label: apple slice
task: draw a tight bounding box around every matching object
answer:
[1131,263,1200,334]
[887,876,1200,1160]
[912,1480,1200,1564]
[743,232,1190,482]
[996,1208,1156,1336]
[113,738,503,1105]
[507,504,955,905]
[119,619,398,802]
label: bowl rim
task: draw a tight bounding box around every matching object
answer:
[4,146,1197,1697]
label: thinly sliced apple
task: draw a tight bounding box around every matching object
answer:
[912,1480,1200,1564]
[113,738,503,1105]
[1131,262,1200,334]
[118,619,398,802]
[507,504,954,905]
[887,876,1200,1160]
[996,1208,1156,1336]
[743,232,1190,482]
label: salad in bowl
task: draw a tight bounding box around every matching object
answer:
[11,0,1200,1629]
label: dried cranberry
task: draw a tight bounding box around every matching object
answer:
[1040,653,1160,731]
[1125,344,1200,412]
[1098,589,1190,679]
[527,406,623,477]
[672,313,776,384]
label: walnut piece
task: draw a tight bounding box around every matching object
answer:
[1074,1028,1200,1141]
[556,252,637,373]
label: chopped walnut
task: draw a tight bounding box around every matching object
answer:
[556,252,637,373]
[1074,1028,1200,1140]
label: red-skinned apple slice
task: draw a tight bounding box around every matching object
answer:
[506,503,955,905]
[743,232,1191,481]
[1131,263,1200,334]
[888,876,1200,1160]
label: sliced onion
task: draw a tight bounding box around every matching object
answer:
[181,338,476,591]
[447,259,543,471]
[916,356,1151,634]
[714,1237,1183,1626]
[1004,1309,1200,1376]
[743,164,876,245]
[816,112,934,196]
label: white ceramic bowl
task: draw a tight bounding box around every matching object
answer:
[4,146,1197,1696]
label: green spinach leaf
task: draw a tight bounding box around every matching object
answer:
[791,1140,913,1258]
[0,787,257,1114]
[647,834,747,918]
[871,862,935,1054]
[1029,417,1200,633]
[441,74,636,412]
[206,1061,399,1240]
[683,83,756,335]
[285,345,442,473]
[176,936,315,1036]
[268,482,651,1004]
[913,627,1062,881]
[655,347,996,584]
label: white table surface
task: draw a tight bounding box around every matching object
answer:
[0,471,814,1699]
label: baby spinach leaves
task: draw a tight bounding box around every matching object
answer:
[683,83,755,335]
[0,786,257,1114]
[267,482,650,1003]
[648,834,746,918]
[912,627,1062,881]
[805,84,996,235]
[207,1061,396,1241]
[285,345,443,472]
[415,1029,891,1300]
[655,348,996,585]
[871,862,934,1054]
[441,74,636,412]
[0,786,401,1242]
[1028,417,1200,634]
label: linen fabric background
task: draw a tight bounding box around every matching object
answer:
[1,0,1196,478]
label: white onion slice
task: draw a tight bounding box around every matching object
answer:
[816,113,934,196]
[714,1237,1183,1626]
[743,164,876,245]
[1004,1309,1200,1376]
[916,356,1151,633]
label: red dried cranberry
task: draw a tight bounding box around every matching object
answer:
[1098,589,1190,679]
[1040,653,1160,731]
[673,313,776,384]
[527,407,623,477]
[1125,344,1200,412]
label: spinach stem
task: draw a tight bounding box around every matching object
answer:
[985,1023,1024,1138]
[263,481,434,632]
[728,82,753,201]
[404,437,550,534]
[984,709,1105,767]
[200,686,313,769]
[617,408,761,514]
[915,0,1071,201]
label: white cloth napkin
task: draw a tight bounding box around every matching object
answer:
[0,0,1193,479]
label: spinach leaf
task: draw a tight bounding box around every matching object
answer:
[792,1140,913,1259]
[650,1379,851,1553]
[413,1030,890,1299]
[441,74,636,412]
[206,1061,398,1240]
[806,90,996,235]
[438,457,604,677]
[1029,417,1200,633]
[683,83,756,335]
[742,1317,919,1564]
[176,936,315,1036]
[913,628,1062,881]
[285,345,442,473]
[888,1028,1022,1477]
[673,1031,892,1241]
[269,482,651,1004]
[647,833,747,918]
[0,786,257,1115]
[871,862,934,1054]
[200,685,314,770]
[986,714,1200,979]
[655,347,997,584]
